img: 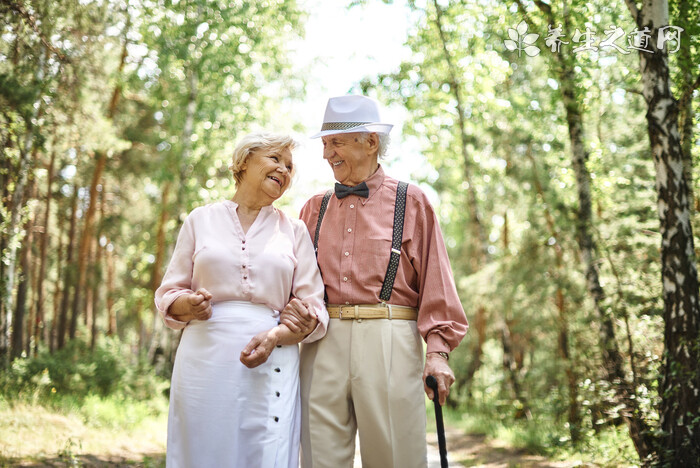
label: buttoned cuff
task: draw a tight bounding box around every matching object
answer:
[426,332,450,355]
[300,304,329,344]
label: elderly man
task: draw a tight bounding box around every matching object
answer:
[289,95,468,468]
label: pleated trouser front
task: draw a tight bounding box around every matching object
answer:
[300,318,427,468]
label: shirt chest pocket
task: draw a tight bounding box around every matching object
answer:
[357,238,392,285]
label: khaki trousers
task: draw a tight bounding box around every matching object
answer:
[300,318,427,468]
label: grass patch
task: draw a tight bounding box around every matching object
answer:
[0,338,170,466]
[0,394,167,466]
[439,403,640,467]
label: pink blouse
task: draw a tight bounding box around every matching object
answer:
[154,200,328,343]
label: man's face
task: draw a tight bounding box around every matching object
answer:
[321,132,377,186]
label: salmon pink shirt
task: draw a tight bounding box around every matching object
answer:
[155,200,328,343]
[300,166,468,354]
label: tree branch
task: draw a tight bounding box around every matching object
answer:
[513,0,539,32]
[6,0,66,62]
[678,73,700,110]
[623,0,641,28]
[533,0,555,25]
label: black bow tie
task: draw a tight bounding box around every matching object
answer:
[335,182,370,199]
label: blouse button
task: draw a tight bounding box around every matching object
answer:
[345,301,349,305]
[343,277,348,282]
[242,265,246,269]
[347,228,352,233]
[243,276,248,280]
[242,239,246,243]
[344,251,349,256]
[349,204,354,209]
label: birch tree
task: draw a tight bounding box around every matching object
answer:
[624,0,700,464]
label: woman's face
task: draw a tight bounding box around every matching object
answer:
[239,147,294,202]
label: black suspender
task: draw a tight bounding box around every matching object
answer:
[379,181,408,301]
[313,189,333,256]
[313,182,409,301]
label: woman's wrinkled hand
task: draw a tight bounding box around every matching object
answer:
[169,288,213,322]
[240,329,280,368]
[279,298,317,335]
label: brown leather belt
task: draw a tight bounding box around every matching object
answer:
[326,303,418,320]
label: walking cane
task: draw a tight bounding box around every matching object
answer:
[426,375,449,468]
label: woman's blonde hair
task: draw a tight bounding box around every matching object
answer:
[229,132,298,188]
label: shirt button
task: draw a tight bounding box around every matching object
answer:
[276,391,280,397]
[345,301,349,305]
[242,239,246,243]
[343,277,348,282]
[344,251,349,256]
[274,367,281,373]
[347,228,352,233]
[274,416,279,422]
[349,204,354,209]
[242,246,246,250]
[243,276,248,280]
[242,265,246,269]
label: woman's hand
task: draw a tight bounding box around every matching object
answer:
[279,298,317,335]
[240,328,280,368]
[168,288,213,322]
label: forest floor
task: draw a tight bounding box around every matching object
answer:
[428,427,581,467]
[0,402,612,467]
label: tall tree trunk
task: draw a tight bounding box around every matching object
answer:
[625,1,700,464]
[106,242,117,336]
[11,184,35,361]
[514,0,655,458]
[527,144,580,442]
[148,183,172,363]
[57,187,78,349]
[69,153,107,340]
[66,12,129,341]
[2,125,34,365]
[430,0,488,262]
[90,188,104,350]
[177,68,199,210]
[33,149,56,354]
[49,202,66,352]
[430,0,488,392]
[674,0,696,217]
[0,141,9,365]
[2,45,45,365]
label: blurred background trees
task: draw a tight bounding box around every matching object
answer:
[1,0,699,465]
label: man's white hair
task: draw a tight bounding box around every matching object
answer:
[358,132,391,159]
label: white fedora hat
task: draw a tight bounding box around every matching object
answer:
[310,95,393,139]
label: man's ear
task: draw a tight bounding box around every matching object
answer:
[367,133,379,152]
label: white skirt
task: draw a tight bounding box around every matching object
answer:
[166,301,300,468]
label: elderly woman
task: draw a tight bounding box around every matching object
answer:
[155,132,328,468]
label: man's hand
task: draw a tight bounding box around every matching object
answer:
[169,288,213,322]
[423,353,455,406]
[279,298,317,335]
[240,328,279,368]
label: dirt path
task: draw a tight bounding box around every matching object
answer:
[3,426,573,467]
[427,427,574,468]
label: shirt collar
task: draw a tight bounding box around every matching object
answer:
[359,165,385,205]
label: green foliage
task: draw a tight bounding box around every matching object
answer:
[0,337,168,403]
